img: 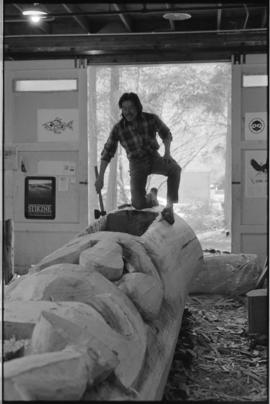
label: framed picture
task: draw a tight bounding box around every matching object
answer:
[25,177,56,219]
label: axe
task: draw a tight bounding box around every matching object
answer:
[94,166,106,219]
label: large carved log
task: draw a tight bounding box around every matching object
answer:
[5,297,147,389]
[79,240,124,280]
[190,253,263,295]
[117,273,163,321]
[5,348,90,401]
[4,208,203,400]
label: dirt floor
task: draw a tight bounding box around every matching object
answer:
[163,295,268,402]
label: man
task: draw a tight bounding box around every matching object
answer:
[95,92,181,224]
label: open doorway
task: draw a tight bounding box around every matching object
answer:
[88,63,231,251]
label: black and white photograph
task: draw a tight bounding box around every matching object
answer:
[1,1,269,402]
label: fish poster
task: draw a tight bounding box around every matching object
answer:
[38,109,79,141]
[245,150,268,198]
[25,177,56,219]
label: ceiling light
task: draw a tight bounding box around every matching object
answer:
[22,10,47,17]
[163,12,192,21]
[85,50,104,55]
[22,8,47,24]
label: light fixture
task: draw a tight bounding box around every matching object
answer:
[22,5,48,24]
[85,50,104,55]
[163,12,192,21]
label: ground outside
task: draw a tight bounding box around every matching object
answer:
[163,294,268,402]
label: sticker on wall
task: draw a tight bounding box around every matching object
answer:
[25,177,56,219]
[245,112,267,140]
[38,161,76,176]
[38,109,79,142]
[4,145,18,170]
[58,176,69,192]
[245,150,268,198]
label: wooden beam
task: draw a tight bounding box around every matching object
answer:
[4,30,267,54]
[112,3,132,32]
[3,219,14,284]
[61,3,90,33]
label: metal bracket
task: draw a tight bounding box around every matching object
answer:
[74,57,87,69]
[232,54,246,65]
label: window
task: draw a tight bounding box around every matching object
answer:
[243,75,268,87]
[14,79,78,92]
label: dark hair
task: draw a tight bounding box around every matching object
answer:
[118,92,143,114]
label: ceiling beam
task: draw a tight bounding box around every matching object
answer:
[5,4,267,20]
[61,4,90,33]
[243,4,250,29]
[112,3,132,32]
[261,7,267,27]
[165,3,175,31]
[217,3,222,31]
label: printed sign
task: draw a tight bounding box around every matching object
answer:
[245,150,268,198]
[25,177,56,219]
[38,109,79,142]
[245,112,267,140]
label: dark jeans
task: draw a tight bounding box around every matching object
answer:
[129,152,181,209]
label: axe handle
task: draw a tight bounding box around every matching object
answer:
[94,166,105,213]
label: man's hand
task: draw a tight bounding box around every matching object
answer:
[95,176,104,193]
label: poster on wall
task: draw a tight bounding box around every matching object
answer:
[37,109,79,142]
[245,150,268,198]
[245,112,267,140]
[25,177,56,219]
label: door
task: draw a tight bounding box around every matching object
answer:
[231,54,268,267]
[4,60,88,273]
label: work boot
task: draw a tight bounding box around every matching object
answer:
[146,187,159,207]
[161,206,175,225]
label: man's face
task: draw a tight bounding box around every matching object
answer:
[121,100,138,122]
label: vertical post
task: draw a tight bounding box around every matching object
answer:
[106,67,120,212]
[3,219,14,284]
[88,65,98,222]
[224,70,232,238]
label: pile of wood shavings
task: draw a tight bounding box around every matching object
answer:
[163,295,268,402]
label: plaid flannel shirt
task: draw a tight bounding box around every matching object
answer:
[101,112,173,162]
